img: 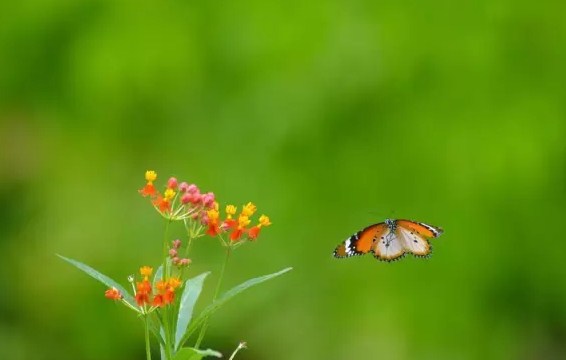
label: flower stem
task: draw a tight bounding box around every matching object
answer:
[144,316,152,360]
[161,219,173,359]
[194,247,231,348]
[228,342,247,360]
[162,220,171,279]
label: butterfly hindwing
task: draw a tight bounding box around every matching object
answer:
[396,226,431,257]
[333,223,386,258]
[372,226,406,261]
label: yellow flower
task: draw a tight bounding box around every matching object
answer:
[168,277,182,289]
[140,266,153,280]
[226,205,237,219]
[238,214,251,229]
[259,215,272,227]
[145,170,157,183]
[164,188,176,200]
[241,202,257,217]
[207,209,220,223]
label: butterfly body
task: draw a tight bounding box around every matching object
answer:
[333,219,443,262]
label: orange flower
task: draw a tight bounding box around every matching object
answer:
[139,183,156,197]
[156,280,168,293]
[249,215,272,239]
[163,289,175,304]
[152,195,171,212]
[207,209,221,236]
[104,287,122,300]
[139,170,158,197]
[152,294,164,307]
[248,226,261,240]
[135,292,150,306]
[137,280,152,294]
[168,277,182,290]
[230,228,244,242]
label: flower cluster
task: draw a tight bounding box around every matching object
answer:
[134,266,181,309]
[139,170,272,246]
[139,171,216,221]
[104,266,182,313]
[207,202,272,243]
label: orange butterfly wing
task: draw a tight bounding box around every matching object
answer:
[396,220,443,257]
[396,220,443,238]
[333,223,387,258]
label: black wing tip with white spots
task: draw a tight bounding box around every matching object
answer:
[333,231,366,259]
[418,222,444,238]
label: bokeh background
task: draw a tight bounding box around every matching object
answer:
[2,1,566,359]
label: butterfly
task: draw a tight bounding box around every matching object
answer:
[333,219,443,262]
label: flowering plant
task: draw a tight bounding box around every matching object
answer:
[59,171,291,359]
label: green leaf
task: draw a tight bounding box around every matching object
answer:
[57,254,136,307]
[153,265,163,289]
[179,267,292,347]
[172,348,222,360]
[175,272,209,350]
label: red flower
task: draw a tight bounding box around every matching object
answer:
[248,226,261,240]
[230,228,244,242]
[152,195,171,212]
[222,218,237,230]
[163,289,175,304]
[137,280,152,294]
[104,287,122,300]
[207,223,220,236]
[135,292,150,306]
[139,183,156,197]
[152,294,164,307]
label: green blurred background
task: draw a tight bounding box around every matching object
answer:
[2,0,566,359]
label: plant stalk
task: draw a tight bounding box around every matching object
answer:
[194,247,231,348]
[144,316,152,360]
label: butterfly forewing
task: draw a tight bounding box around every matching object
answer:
[333,223,386,258]
[396,220,443,238]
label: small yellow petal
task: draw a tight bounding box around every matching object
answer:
[164,188,176,200]
[226,205,237,216]
[140,266,153,277]
[145,170,157,183]
[259,215,271,227]
[238,215,251,228]
[241,202,257,216]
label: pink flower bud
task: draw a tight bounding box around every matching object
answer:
[172,239,182,249]
[181,193,191,204]
[169,249,178,257]
[167,177,178,189]
[202,192,215,208]
[200,213,209,225]
[179,182,189,192]
[179,258,191,266]
[187,184,199,194]
[188,192,202,205]
[172,257,179,264]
